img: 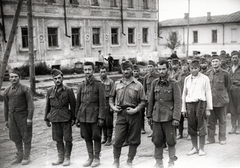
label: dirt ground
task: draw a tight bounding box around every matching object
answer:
[1,77,240,168]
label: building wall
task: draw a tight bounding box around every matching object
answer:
[158,23,240,58]
[0,0,159,68]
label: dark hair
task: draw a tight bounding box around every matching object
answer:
[157,60,169,69]
[84,61,94,70]
[100,66,107,70]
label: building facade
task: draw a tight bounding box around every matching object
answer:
[158,11,240,58]
[0,0,159,68]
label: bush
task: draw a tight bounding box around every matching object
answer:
[19,61,51,77]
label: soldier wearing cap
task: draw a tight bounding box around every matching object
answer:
[200,57,209,75]
[4,68,34,165]
[205,55,231,145]
[182,60,212,156]
[109,60,146,168]
[143,60,160,137]
[169,58,182,82]
[99,66,114,146]
[147,60,181,168]
[228,51,240,134]
[44,69,76,166]
[75,62,105,167]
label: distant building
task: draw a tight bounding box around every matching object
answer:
[158,11,240,57]
[0,0,159,68]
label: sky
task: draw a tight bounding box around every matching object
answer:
[159,0,240,21]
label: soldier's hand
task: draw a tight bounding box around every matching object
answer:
[126,107,137,115]
[71,119,75,126]
[46,121,51,127]
[172,120,179,127]
[5,121,9,129]
[75,119,80,128]
[27,119,33,126]
[205,110,211,119]
[112,105,122,112]
[97,119,105,127]
[148,117,153,126]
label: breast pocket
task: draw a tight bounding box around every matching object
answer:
[154,88,160,101]
[61,93,69,105]
[163,89,173,101]
[90,89,98,102]
[216,80,224,90]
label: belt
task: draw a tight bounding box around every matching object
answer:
[120,106,136,110]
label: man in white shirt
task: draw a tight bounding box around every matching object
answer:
[182,60,212,156]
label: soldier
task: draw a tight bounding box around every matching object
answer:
[169,59,182,82]
[75,62,105,167]
[44,69,76,166]
[228,51,240,134]
[147,60,181,168]
[4,68,34,165]
[182,59,212,156]
[205,55,231,145]
[99,66,114,146]
[200,57,209,75]
[143,60,160,137]
[109,60,146,168]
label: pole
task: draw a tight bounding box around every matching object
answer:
[27,0,35,94]
[0,0,7,42]
[0,0,23,90]
[120,0,125,35]
[186,0,190,57]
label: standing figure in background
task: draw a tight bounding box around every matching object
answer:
[182,60,212,156]
[109,60,146,168]
[100,66,114,146]
[169,59,182,82]
[143,60,160,137]
[44,69,76,166]
[75,62,106,167]
[105,53,114,72]
[205,55,231,145]
[228,51,240,134]
[147,60,181,168]
[4,68,34,165]
[200,57,209,75]
[98,50,104,68]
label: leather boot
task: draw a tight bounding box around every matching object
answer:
[113,158,120,168]
[168,156,177,168]
[22,142,31,165]
[101,127,107,144]
[91,155,100,167]
[63,141,72,166]
[154,159,164,168]
[91,141,101,167]
[104,137,112,146]
[83,141,93,167]
[52,141,65,165]
[11,142,23,165]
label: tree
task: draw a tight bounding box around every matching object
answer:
[164,31,181,52]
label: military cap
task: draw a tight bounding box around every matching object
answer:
[200,57,208,63]
[51,69,63,77]
[211,55,221,61]
[181,59,188,65]
[121,60,133,69]
[133,64,140,71]
[190,59,200,67]
[172,59,179,65]
[148,60,155,66]
[231,50,239,57]
[9,67,21,77]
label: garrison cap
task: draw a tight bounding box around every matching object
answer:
[231,50,239,57]
[148,60,155,66]
[9,67,21,77]
[211,55,221,61]
[121,60,133,70]
[51,69,63,77]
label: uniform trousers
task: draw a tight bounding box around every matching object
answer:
[102,102,113,140]
[229,87,240,128]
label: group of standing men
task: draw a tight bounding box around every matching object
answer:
[3,50,240,168]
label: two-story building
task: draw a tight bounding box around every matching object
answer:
[0,0,159,68]
[158,11,240,57]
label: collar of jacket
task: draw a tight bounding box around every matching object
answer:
[11,83,21,90]
[86,75,95,85]
[119,76,137,84]
[54,85,66,91]
[157,74,170,86]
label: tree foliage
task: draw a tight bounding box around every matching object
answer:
[164,31,181,52]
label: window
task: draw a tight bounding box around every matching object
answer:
[92,28,100,45]
[21,27,28,48]
[110,0,117,7]
[70,0,78,4]
[143,0,148,9]
[128,28,135,44]
[111,28,119,45]
[212,30,217,43]
[46,0,56,3]
[72,28,81,47]
[231,28,237,43]
[128,0,133,8]
[193,31,198,43]
[91,0,99,6]
[48,28,58,47]
[142,28,148,43]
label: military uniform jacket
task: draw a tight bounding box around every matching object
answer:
[143,71,160,98]
[44,85,76,122]
[100,77,114,98]
[207,68,231,107]
[147,77,182,122]
[229,65,240,88]
[75,76,106,123]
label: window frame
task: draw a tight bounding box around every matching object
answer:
[193,31,198,43]
[111,28,119,45]
[231,28,237,43]
[212,30,217,43]
[110,0,117,7]
[143,0,148,9]
[92,27,101,45]
[128,27,135,44]
[71,27,81,47]
[91,0,99,6]
[142,27,149,44]
[128,0,133,8]
[70,0,78,4]
[47,27,58,48]
[21,27,28,49]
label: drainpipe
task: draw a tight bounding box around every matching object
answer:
[63,0,70,38]
[0,0,7,42]
[222,24,225,46]
[120,0,125,35]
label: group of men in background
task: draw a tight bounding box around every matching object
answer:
[3,50,240,168]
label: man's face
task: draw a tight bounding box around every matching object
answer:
[148,65,154,72]
[200,62,208,70]
[211,59,221,69]
[133,70,139,77]
[53,74,63,86]
[84,65,94,78]
[190,65,200,76]
[182,64,189,72]
[122,67,133,78]
[100,68,107,79]
[171,63,179,70]
[231,55,239,65]
[167,59,172,66]
[9,73,20,85]
[157,64,168,78]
